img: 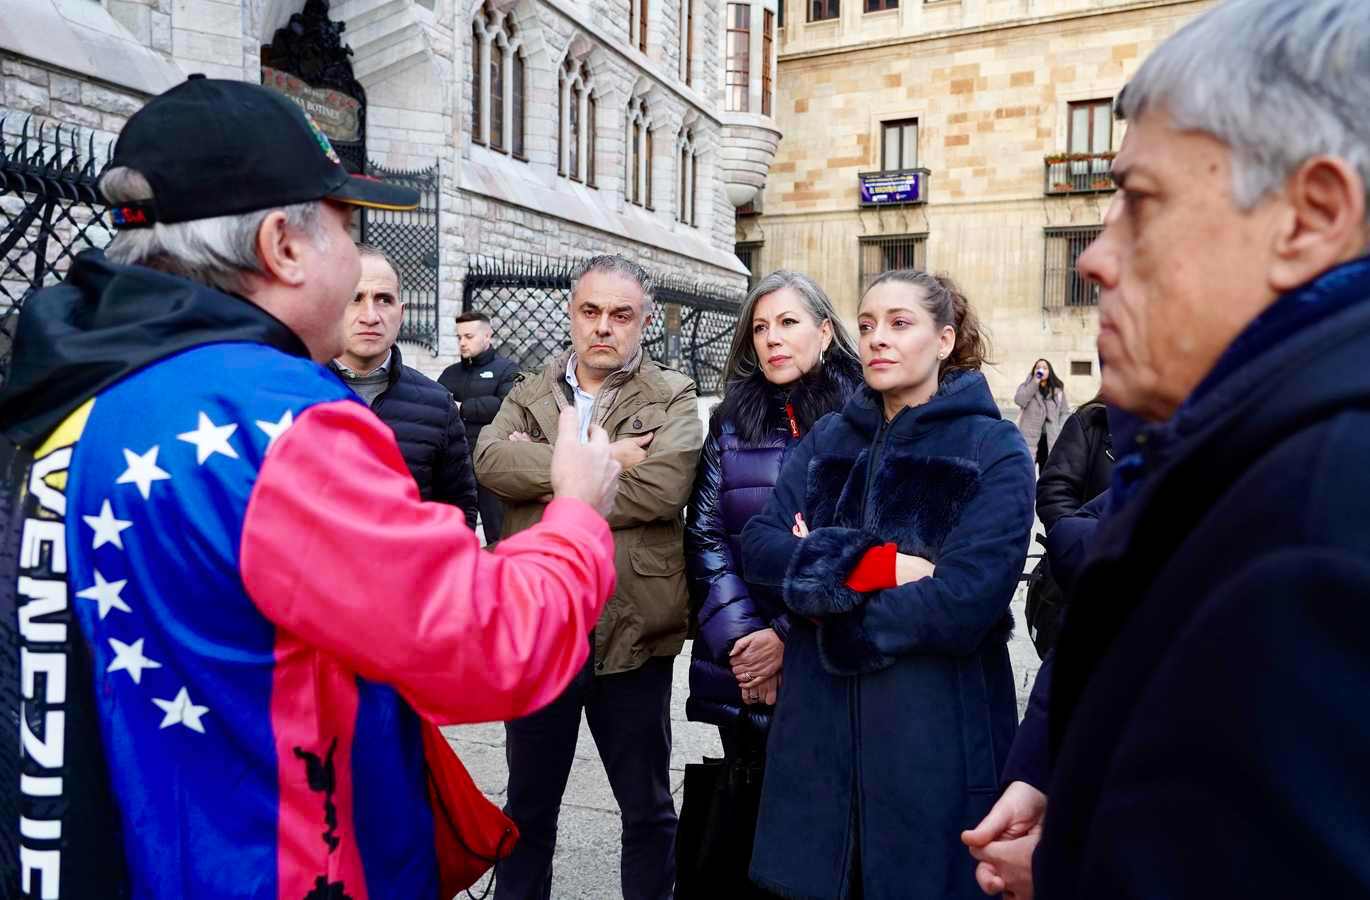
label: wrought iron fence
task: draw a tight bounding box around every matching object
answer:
[1043,226,1102,309]
[462,256,744,394]
[360,160,440,353]
[0,116,114,386]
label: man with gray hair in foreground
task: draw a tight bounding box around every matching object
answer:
[475,254,704,900]
[963,1,1370,897]
[0,77,621,898]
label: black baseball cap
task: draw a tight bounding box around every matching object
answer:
[107,75,418,228]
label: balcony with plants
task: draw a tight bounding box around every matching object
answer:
[1043,152,1117,196]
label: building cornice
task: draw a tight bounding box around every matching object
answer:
[778,0,1211,64]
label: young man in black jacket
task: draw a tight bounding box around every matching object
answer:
[439,311,519,542]
[332,245,478,527]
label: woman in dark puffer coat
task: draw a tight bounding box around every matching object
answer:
[741,270,1035,900]
[685,270,861,756]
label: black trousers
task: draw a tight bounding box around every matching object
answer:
[476,484,505,545]
[495,655,677,900]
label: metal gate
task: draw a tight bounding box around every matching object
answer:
[0,115,440,385]
[0,117,114,387]
[359,160,440,354]
[461,255,742,394]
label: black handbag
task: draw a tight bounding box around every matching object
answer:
[1025,534,1068,660]
[675,752,769,898]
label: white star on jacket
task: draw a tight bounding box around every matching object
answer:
[107,636,162,684]
[255,410,293,451]
[76,569,131,619]
[83,499,133,550]
[152,687,209,733]
[116,445,171,499]
[177,412,239,464]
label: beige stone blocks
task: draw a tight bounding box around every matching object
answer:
[756,1,1221,404]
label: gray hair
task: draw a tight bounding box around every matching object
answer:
[1118,0,1370,214]
[722,269,859,383]
[356,242,403,296]
[568,254,656,307]
[99,166,327,296]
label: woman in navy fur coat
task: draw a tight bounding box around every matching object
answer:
[741,270,1035,900]
[685,271,861,755]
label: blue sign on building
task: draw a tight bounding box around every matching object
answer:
[858,169,929,207]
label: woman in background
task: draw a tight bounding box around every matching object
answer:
[1015,358,1070,471]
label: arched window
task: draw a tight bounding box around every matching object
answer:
[626,96,654,208]
[490,40,504,151]
[471,21,482,142]
[587,93,598,186]
[513,52,525,157]
[677,130,697,226]
[679,0,694,86]
[629,0,649,52]
[558,55,597,186]
[471,4,525,160]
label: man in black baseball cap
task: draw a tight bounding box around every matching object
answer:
[0,76,624,898]
[107,74,419,229]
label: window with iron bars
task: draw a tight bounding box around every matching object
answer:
[736,241,762,289]
[1043,226,1102,308]
[858,233,927,297]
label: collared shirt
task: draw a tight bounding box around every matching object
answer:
[333,349,392,379]
[333,350,392,406]
[564,354,597,443]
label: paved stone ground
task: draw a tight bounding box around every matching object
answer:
[442,581,1041,900]
[446,398,1046,897]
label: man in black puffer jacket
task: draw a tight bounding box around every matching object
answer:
[331,245,478,526]
[439,311,519,542]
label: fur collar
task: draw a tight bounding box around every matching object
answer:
[710,352,863,444]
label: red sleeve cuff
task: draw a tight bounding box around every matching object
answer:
[845,541,899,593]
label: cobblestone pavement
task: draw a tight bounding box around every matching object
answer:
[442,582,1040,900]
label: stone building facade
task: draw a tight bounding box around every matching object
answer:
[746,0,1216,405]
[1,0,780,380]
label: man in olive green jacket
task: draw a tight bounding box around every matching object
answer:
[475,255,702,900]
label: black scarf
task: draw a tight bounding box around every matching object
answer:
[710,352,863,444]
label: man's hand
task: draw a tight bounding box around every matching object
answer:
[895,553,935,585]
[961,781,1046,899]
[608,432,654,470]
[730,627,784,684]
[550,407,621,516]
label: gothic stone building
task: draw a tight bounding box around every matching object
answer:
[0,0,781,379]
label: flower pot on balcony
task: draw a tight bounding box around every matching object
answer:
[1051,182,1074,192]
[1090,179,1113,190]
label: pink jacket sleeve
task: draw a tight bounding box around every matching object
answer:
[239,399,616,724]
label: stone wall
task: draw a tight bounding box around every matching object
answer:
[0,56,145,144]
[2,0,752,385]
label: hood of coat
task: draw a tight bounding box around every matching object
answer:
[841,368,1002,440]
[0,250,307,449]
